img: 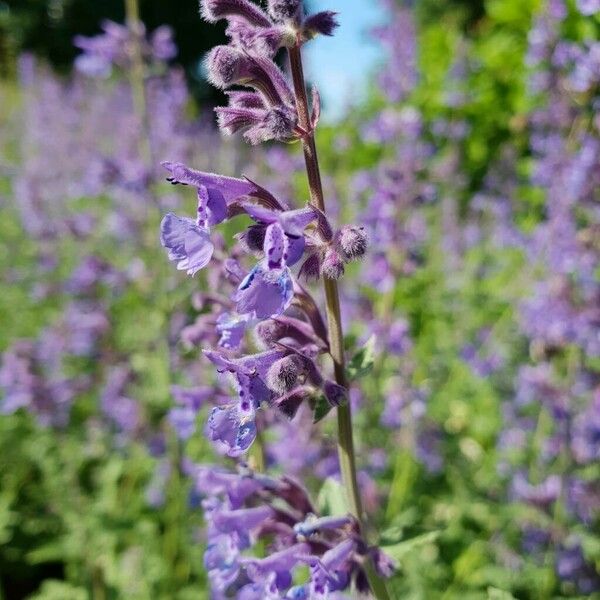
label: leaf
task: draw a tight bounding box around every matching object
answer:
[346,334,377,381]
[381,531,440,563]
[317,478,349,516]
[312,394,333,423]
[487,588,517,600]
[28,581,87,600]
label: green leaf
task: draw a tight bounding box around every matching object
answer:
[487,587,517,600]
[346,334,377,381]
[28,581,87,600]
[381,531,440,563]
[317,478,349,516]
[312,394,333,423]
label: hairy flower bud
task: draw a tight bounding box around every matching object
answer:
[266,354,305,393]
[243,106,298,145]
[206,46,294,107]
[302,10,339,38]
[323,380,347,407]
[275,385,313,419]
[227,21,288,57]
[200,0,271,27]
[206,45,244,88]
[268,0,302,22]
[321,247,345,280]
[298,252,321,281]
[338,225,368,261]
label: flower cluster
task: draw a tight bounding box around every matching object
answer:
[158,2,395,597]
[201,0,337,144]
[74,20,177,77]
[186,462,394,598]
[159,159,360,456]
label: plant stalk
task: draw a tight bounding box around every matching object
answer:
[124,0,154,173]
[287,43,392,600]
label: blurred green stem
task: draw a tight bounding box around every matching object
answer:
[124,0,153,173]
[287,43,392,600]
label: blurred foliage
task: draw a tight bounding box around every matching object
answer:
[0,0,226,101]
[0,0,598,598]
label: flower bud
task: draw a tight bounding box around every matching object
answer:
[338,225,368,261]
[206,46,295,108]
[302,10,339,38]
[266,354,305,393]
[320,248,345,280]
[255,319,286,346]
[298,253,321,281]
[275,385,313,419]
[206,45,244,89]
[215,106,264,136]
[200,0,271,27]
[323,380,347,407]
[243,106,298,145]
[268,0,302,22]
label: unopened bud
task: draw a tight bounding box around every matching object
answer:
[338,225,368,261]
[320,248,345,280]
[266,354,305,393]
[323,380,347,407]
[206,45,244,89]
[302,10,339,38]
[200,0,271,27]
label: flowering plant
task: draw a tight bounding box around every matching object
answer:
[159,1,394,597]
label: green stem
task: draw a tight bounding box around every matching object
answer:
[287,43,392,600]
[124,0,154,175]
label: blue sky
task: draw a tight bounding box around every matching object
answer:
[305,0,387,121]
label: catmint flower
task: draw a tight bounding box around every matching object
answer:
[337,225,368,261]
[168,386,212,440]
[267,0,303,23]
[234,263,294,318]
[160,212,214,276]
[293,515,355,538]
[216,312,250,349]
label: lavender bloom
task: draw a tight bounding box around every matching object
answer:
[232,218,313,318]
[160,213,214,275]
[571,392,600,464]
[168,386,212,440]
[576,0,600,15]
[188,464,388,597]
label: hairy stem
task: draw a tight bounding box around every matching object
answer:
[288,43,392,600]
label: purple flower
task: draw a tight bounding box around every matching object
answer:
[576,0,600,16]
[234,263,294,318]
[160,213,214,275]
[216,312,250,349]
[168,386,212,440]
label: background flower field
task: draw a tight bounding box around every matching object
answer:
[0,0,598,598]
